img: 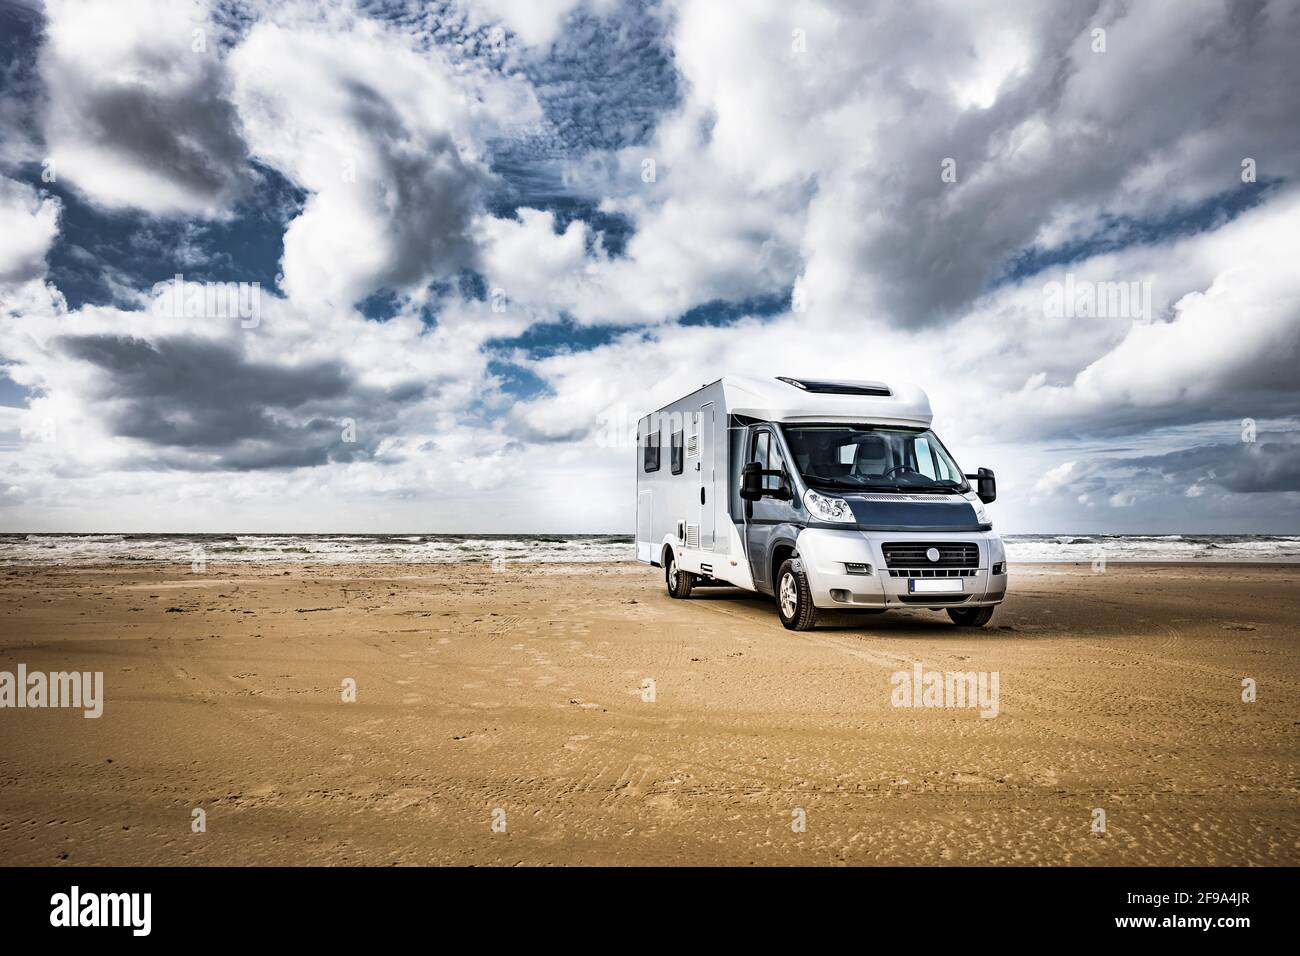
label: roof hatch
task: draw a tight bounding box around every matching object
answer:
[776,376,893,397]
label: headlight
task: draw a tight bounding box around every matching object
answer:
[804,488,855,523]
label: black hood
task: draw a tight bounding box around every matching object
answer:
[840,493,987,532]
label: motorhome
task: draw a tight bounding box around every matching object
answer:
[635,376,1006,630]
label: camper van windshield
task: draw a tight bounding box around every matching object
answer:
[781,425,969,493]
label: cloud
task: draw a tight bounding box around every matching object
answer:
[55,333,365,469]
[0,177,60,282]
[1118,435,1300,495]
[1032,461,1076,498]
[0,275,527,482]
[996,189,1300,439]
[481,208,588,310]
[482,156,807,326]
[471,0,583,47]
[653,0,1300,326]
[39,0,248,215]
[227,11,537,310]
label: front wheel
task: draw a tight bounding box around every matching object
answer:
[665,551,694,599]
[947,605,995,627]
[776,558,817,631]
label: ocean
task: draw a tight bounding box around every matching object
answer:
[1,533,1298,566]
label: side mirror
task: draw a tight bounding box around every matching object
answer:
[742,463,793,501]
[966,467,996,504]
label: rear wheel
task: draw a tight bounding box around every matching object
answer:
[776,558,817,631]
[947,605,995,627]
[665,551,694,598]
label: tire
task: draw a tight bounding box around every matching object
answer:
[947,605,995,627]
[665,551,694,599]
[776,558,817,631]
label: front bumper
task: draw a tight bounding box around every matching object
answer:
[795,527,1007,610]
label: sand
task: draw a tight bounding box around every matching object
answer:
[0,561,1296,866]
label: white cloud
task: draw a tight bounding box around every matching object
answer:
[0,177,60,283]
[997,189,1300,438]
[481,209,588,311]
[651,0,1300,326]
[1033,461,1077,498]
[227,14,514,309]
[39,0,247,215]
[470,0,586,47]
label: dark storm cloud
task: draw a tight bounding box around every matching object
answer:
[839,0,1300,327]
[57,334,413,470]
[37,0,250,213]
[65,80,247,206]
[1117,435,1300,494]
[342,79,487,290]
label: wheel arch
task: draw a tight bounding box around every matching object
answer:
[768,537,799,594]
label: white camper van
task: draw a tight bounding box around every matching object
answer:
[635,376,1007,630]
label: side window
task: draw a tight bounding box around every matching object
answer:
[764,435,786,491]
[934,449,956,482]
[750,430,785,491]
[670,430,684,475]
[642,425,661,473]
[914,437,938,480]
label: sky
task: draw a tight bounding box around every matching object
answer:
[0,0,1297,534]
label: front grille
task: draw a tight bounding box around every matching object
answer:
[881,541,978,569]
[886,568,977,578]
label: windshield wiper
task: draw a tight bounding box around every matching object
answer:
[848,483,956,494]
[800,474,867,490]
[801,475,965,495]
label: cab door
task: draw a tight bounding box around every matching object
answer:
[743,425,794,595]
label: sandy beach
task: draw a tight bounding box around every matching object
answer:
[0,561,1296,866]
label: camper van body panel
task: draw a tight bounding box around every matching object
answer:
[637,380,754,586]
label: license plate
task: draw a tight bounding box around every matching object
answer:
[909,578,963,594]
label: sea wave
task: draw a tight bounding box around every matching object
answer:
[0,533,637,566]
[0,532,1296,566]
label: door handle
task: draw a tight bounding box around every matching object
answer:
[700,487,706,504]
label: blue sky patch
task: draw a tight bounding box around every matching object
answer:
[32,162,304,311]
[677,292,791,328]
[487,359,550,400]
[998,179,1282,285]
[487,317,626,359]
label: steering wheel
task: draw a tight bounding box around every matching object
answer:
[882,465,919,479]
